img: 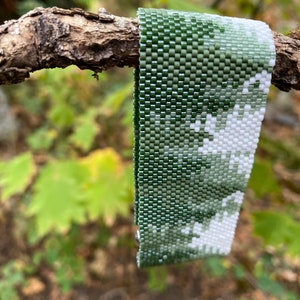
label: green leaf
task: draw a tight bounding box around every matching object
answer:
[17,0,45,14]
[232,264,245,280]
[0,152,36,201]
[80,148,132,224]
[28,161,87,237]
[100,82,133,116]
[248,158,281,198]
[204,257,227,277]
[27,127,57,151]
[69,109,99,152]
[147,266,168,292]
[285,223,300,256]
[48,103,75,128]
[252,211,300,256]
[252,211,291,245]
[166,0,217,13]
[259,133,300,170]
[55,254,84,293]
[257,273,285,298]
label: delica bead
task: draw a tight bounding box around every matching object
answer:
[134,8,275,268]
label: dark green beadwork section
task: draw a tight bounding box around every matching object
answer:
[134,8,275,268]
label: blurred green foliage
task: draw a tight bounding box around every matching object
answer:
[253,211,300,257]
[204,257,227,277]
[0,261,25,300]
[0,0,300,298]
[1,65,134,238]
[254,253,299,300]
[0,152,36,201]
[147,266,168,292]
[0,63,134,293]
[248,157,281,199]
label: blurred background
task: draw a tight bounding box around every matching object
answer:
[0,0,300,299]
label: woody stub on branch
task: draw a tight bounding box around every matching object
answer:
[0,7,299,92]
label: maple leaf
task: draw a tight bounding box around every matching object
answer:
[0,152,36,201]
[69,109,99,152]
[80,148,132,224]
[28,161,87,237]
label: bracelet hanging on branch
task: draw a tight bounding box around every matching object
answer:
[0,7,299,92]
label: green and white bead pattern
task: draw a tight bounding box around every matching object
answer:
[134,8,275,268]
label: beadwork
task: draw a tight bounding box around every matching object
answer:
[134,8,275,268]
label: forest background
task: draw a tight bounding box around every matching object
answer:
[0,0,300,299]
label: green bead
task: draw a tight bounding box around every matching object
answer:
[135,8,275,268]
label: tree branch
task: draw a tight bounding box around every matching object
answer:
[0,7,139,84]
[0,7,299,92]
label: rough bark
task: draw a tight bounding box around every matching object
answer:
[0,7,139,84]
[272,31,300,91]
[0,7,299,92]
